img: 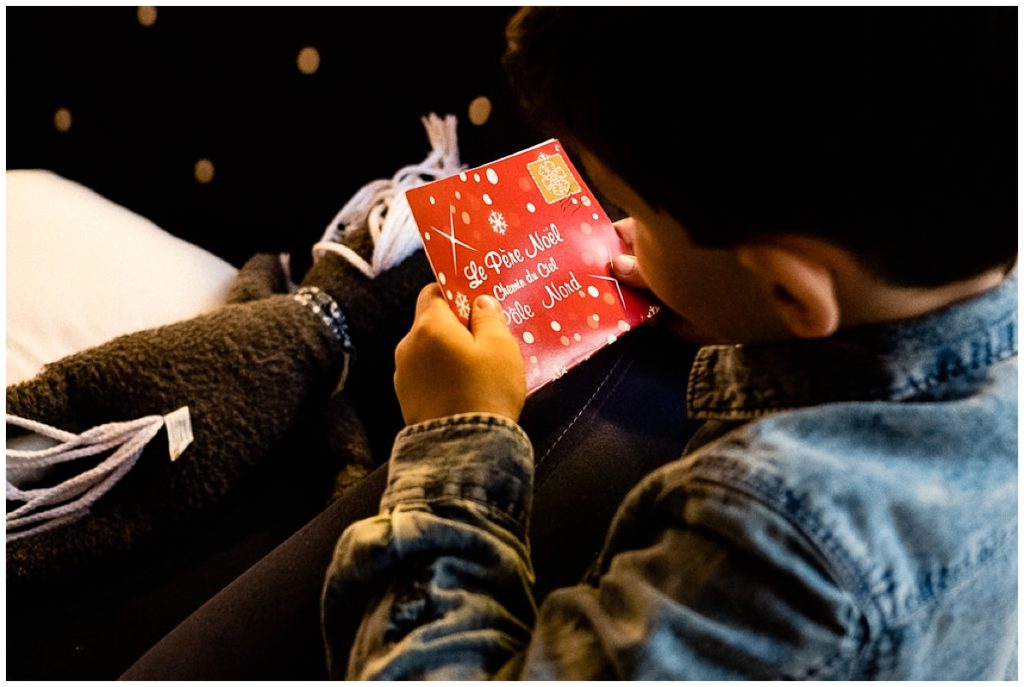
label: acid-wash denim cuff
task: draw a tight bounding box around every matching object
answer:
[382,413,535,531]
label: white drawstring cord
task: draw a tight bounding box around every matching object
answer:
[312,113,463,278]
[7,413,170,541]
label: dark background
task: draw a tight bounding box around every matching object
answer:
[7,7,541,273]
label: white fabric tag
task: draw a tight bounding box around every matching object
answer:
[164,406,194,462]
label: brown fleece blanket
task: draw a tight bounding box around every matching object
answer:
[6,231,433,594]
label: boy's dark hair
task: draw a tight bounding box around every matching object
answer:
[504,8,1016,287]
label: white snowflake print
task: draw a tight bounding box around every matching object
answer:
[646,304,661,318]
[536,158,574,199]
[488,210,508,236]
[455,291,471,319]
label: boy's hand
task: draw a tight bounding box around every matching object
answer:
[394,285,527,426]
[611,218,650,290]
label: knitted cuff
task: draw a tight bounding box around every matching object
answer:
[292,286,356,359]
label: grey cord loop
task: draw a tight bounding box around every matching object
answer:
[6,413,168,541]
[312,113,463,278]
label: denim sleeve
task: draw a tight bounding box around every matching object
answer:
[321,413,537,680]
[323,418,862,680]
[520,471,864,679]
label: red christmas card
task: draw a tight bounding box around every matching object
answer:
[405,140,660,394]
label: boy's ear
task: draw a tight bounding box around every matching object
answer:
[734,241,840,338]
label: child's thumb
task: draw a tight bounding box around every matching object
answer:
[469,295,510,341]
[612,253,649,291]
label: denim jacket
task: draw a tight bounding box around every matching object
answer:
[322,274,1017,680]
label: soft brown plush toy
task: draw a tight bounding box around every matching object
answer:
[6,115,457,594]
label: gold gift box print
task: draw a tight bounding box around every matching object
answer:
[527,152,581,204]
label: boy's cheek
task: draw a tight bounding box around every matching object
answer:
[633,236,751,341]
[633,231,683,306]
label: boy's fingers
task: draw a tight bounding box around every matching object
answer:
[414,284,447,319]
[613,217,637,248]
[469,295,510,342]
[612,253,649,290]
[612,218,649,289]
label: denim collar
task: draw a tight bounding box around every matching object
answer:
[687,272,1018,420]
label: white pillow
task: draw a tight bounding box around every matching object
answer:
[6,170,239,386]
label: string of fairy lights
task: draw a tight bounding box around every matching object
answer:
[49,6,495,186]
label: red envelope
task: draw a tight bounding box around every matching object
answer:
[406,140,660,394]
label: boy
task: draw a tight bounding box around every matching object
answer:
[323,7,1016,679]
